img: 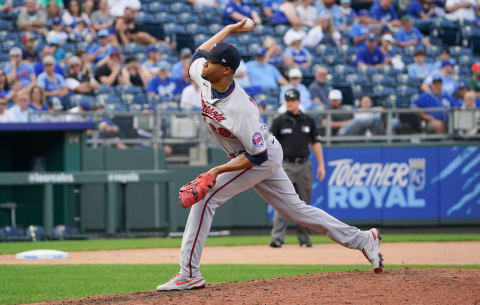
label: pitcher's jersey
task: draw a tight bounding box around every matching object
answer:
[189,55,269,157]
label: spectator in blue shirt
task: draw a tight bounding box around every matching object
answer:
[408,49,434,79]
[422,59,458,97]
[369,0,400,27]
[263,0,300,26]
[340,0,355,26]
[407,0,437,19]
[146,61,182,97]
[413,77,456,134]
[224,0,261,25]
[37,55,69,106]
[349,9,371,45]
[34,45,65,77]
[171,48,192,80]
[284,27,311,69]
[279,68,311,111]
[356,33,386,68]
[246,47,287,90]
[316,0,346,29]
[88,29,115,65]
[5,47,36,89]
[395,15,431,48]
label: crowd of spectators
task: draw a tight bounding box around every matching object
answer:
[0,0,478,139]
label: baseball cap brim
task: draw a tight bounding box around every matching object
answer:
[197,49,224,66]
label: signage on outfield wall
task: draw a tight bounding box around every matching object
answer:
[28,173,74,184]
[107,172,140,183]
[267,146,480,221]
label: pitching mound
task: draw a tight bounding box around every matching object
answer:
[37,268,480,305]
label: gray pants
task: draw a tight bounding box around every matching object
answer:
[271,160,313,245]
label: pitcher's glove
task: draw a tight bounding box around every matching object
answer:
[179,173,216,208]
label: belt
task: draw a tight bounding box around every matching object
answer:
[284,157,309,164]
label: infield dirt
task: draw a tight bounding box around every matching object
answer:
[33,268,480,305]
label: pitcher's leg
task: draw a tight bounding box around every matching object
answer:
[253,167,369,250]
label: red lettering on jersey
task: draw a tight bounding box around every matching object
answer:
[208,123,231,137]
[202,103,226,123]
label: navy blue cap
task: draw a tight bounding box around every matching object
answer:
[367,33,377,41]
[198,42,241,72]
[441,59,454,68]
[255,47,266,57]
[285,88,300,100]
[147,45,157,53]
[432,75,443,82]
[358,9,369,17]
[458,81,469,89]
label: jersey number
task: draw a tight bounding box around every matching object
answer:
[209,123,232,137]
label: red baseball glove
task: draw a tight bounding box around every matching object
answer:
[179,173,216,208]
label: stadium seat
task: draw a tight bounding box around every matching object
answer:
[208,23,223,35]
[164,23,185,35]
[106,103,128,112]
[185,24,208,35]
[345,74,369,86]
[154,12,175,24]
[334,64,355,76]
[397,85,419,97]
[177,12,200,25]
[253,25,274,36]
[97,85,115,94]
[53,225,79,240]
[169,2,192,14]
[0,226,24,238]
[449,46,472,58]
[96,94,122,106]
[194,33,208,47]
[124,43,146,55]
[237,33,257,46]
[115,85,144,95]
[69,94,95,107]
[372,74,396,87]
[146,2,169,13]
[274,25,289,36]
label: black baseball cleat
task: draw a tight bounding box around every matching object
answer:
[270,240,282,248]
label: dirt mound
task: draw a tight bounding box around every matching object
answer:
[36,268,480,305]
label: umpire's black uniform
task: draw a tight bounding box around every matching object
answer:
[269,89,322,248]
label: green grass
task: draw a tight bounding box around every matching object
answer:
[0,233,479,255]
[1,264,479,305]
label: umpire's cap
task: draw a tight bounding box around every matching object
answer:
[285,88,300,101]
[198,42,241,72]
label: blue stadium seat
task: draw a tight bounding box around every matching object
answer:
[334,64,355,76]
[185,24,208,35]
[345,74,369,86]
[426,45,441,58]
[0,226,24,238]
[237,33,257,46]
[122,93,148,105]
[274,25,289,36]
[169,2,192,14]
[96,94,122,105]
[323,54,345,66]
[69,94,95,107]
[53,225,79,239]
[356,65,377,76]
[194,33,208,47]
[106,103,128,112]
[449,46,472,58]
[154,12,175,24]
[164,23,185,35]
[124,43,146,55]
[397,85,419,97]
[146,2,168,13]
[253,25,274,36]
[177,12,200,24]
[97,85,115,94]
[397,74,422,87]
[208,23,223,35]
[115,85,144,95]
[26,225,44,240]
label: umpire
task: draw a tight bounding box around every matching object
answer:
[269,88,326,248]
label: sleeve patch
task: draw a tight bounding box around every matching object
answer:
[252,132,264,147]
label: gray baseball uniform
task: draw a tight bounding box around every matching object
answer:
[179,55,370,278]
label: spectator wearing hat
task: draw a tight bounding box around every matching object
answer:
[356,33,386,68]
[296,0,317,27]
[121,56,150,88]
[180,80,202,111]
[413,76,458,134]
[269,87,325,249]
[467,62,480,98]
[37,55,69,105]
[340,0,355,25]
[422,59,458,97]
[146,61,181,98]
[303,12,342,48]
[379,33,396,65]
[91,0,114,32]
[171,48,192,81]
[349,10,370,45]
[62,0,90,32]
[142,45,162,75]
[408,49,434,79]
[47,17,68,45]
[94,49,124,86]
[88,29,116,64]
[246,47,287,90]
[279,68,311,111]
[321,89,353,135]
[4,90,30,122]
[5,47,36,88]
[22,34,39,63]
[368,0,400,27]
[452,81,470,106]
[65,56,99,95]
[115,6,158,45]
[308,65,329,108]
[433,47,452,70]
[395,15,431,48]
[316,0,346,30]
[338,95,384,136]
[445,0,475,22]
[47,35,66,62]
[224,0,262,26]
[406,0,437,19]
[284,26,311,69]
[17,0,47,34]
[263,0,300,26]
[34,45,64,76]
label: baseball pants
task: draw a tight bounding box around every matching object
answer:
[179,136,370,278]
[271,160,312,246]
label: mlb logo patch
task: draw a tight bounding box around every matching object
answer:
[252,132,264,147]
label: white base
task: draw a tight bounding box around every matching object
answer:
[16,249,68,259]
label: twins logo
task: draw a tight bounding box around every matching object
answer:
[252,132,264,147]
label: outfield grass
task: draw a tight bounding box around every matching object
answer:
[0,233,479,255]
[1,264,479,305]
